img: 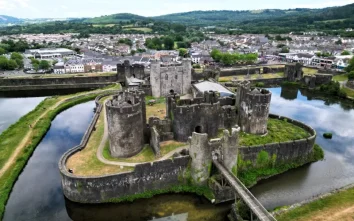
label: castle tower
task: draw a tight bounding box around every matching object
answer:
[284,63,303,82]
[150,59,192,97]
[221,127,240,173]
[189,132,212,185]
[169,91,221,142]
[105,90,146,158]
[237,81,272,135]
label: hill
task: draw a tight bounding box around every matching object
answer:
[0,15,22,25]
[152,9,319,25]
[84,13,148,24]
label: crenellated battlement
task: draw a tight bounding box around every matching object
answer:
[106,90,145,116]
[236,81,272,135]
[105,89,146,158]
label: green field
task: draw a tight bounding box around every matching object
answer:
[276,186,354,221]
[123,27,152,32]
[333,73,348,82]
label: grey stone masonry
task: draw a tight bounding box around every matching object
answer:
[150,59,192,97]
[105,90,146,158]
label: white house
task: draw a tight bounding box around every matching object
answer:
[65,59,84,73]
[53,62,65,74]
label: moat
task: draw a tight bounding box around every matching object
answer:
[2,86,354,220]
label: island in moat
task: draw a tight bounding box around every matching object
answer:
[57,60,323,220]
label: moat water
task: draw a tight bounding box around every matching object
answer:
[2,86,354,220]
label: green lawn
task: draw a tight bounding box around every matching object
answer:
[123,27,152,32]
[239,118,311,146]
[333,74,348,82]
[218,72,284,82]
[303,67,318,76]
[103,143,156,163]
[342,86,354,98]
[276,186,354,221]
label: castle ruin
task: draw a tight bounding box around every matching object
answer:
[150,59,192,97]
[105,90,147,158]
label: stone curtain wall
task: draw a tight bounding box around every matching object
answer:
[220,67,261,77]
[238,114,316,165]
[150,127,161,157]
[263,67,285,74]
[61,156,190,203]
[59,91,190,203]
[0,75,117,89]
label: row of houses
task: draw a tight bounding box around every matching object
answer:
[53,58,118,74]
[279,53,353,69]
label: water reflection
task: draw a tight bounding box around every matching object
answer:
[252,87,354,209]
[65,194,230,221]
[3,101,95,221]
[0,97,45,134]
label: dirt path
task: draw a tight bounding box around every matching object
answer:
[304,205,354,221]
[0,89,116,179]
[96,100,187,167]
[0,97,66,178]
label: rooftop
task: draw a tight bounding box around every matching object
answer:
[193,81,234,97]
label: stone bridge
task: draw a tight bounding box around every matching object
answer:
[212,158,277,221]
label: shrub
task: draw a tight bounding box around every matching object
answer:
[193,64,201,69]
[348,71,354,81]
[323,133,333,139]
[255,82,265,87]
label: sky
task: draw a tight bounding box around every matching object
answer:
[0,0,353,19]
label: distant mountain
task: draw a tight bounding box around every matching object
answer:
[0,15,23,25]
[152,9,320,25]
[84,13,148,24]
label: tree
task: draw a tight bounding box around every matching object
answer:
[33,63,39,72]
[221,53,234,66]
[74,48,81,54]
[131,50,136,56]
[0,56,8,69]
[14,59,24,68]
[10,52,23,60]
[348,71,354,81]
[39,60,50,70]
[280,47,290,53]
[7,60,18,70]
[178,48,188,57]
[0,48,5,55]
[335,39,343,45]
[345,57,354,73]
[163,37,174,50]
[341,50,350,55]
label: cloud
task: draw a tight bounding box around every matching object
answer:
[13,0,30,8]
[0,0,15,10]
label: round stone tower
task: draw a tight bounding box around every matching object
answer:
[105,90,146,158]
[237,81,272,135]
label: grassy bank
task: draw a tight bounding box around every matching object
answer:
[66,103,132,176]
[276,185,354,221]
[0,86,119,220]
[238,145,324,187]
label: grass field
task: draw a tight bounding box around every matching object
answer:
[276,186,354,221]
[342,86,354,98]
[333,73,348,82]
[239,118,311,146]
[146,96,166,120]
[92,24,116,27]
[123,27,152,32]
[218,72,284,82]
[303,68,318,76]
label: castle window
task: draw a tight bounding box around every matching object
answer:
[175,75,178,79]
[195,126,202,133]
[165,74,168,80]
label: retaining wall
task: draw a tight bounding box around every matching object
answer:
[59,91,190,203]
[238,114,316,165]
[0,75,118,91]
